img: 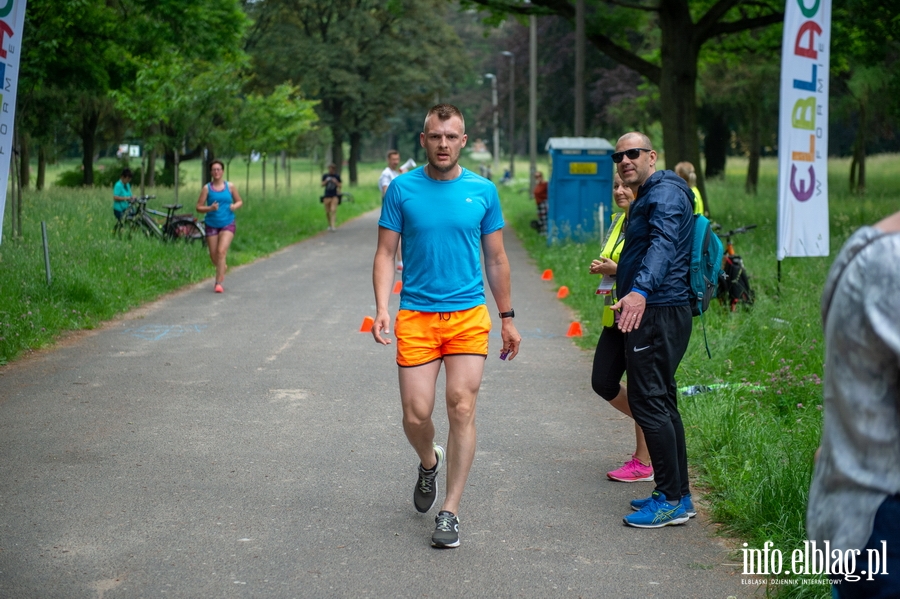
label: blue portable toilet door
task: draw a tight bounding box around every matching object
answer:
[544,138,614,243]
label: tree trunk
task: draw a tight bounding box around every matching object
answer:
[856,102,867,195]
[246,154,251,195]
[140,151,147,196]
[174,148,180,204]
[164,149,176,186]
[262,152,267,197]
[36,145,46,191]
[704,111,728,179]
[80,108,100,186]
[746,139,760,196]
[9,148,18,237]
[574,0,586,136]
[745,102,761,195]
[856,142,866,195]
[349,131,361,186]
[324,99,345,178]
[19,133,30,189]
[331,133,343,179]
[658,2,705,210]
[202,144,214,186]
[147,149,156,187]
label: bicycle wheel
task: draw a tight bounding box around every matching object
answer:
[170,219,205,244]
[732,266,755,306]
[723,255,754,311]
[117,214,145,239]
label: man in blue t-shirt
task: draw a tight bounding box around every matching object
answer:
[372,104,521,549]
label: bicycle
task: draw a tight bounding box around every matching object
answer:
[716,224,756,311]
[115,196,205,244]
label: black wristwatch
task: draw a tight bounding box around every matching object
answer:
[499,309,515,319]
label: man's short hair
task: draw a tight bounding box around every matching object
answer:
[387,149,400,159]
[617,131,653,150]
[423,104,465,133]
[121,168,133,179]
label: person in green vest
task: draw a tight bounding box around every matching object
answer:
[674,161,705,216]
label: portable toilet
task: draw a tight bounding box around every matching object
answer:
[544,137,614,242]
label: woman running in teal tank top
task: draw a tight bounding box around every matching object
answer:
[196,160,243,293]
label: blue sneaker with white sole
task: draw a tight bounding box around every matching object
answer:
[631,492,696,517]
[624,491,690,528]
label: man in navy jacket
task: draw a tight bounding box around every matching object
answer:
[611,131,696,528]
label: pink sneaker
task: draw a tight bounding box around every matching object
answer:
[214,283,224,294]
[607,455,654,482]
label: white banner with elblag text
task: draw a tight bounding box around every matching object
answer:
[0,0,28,246]
[776,0,831,260]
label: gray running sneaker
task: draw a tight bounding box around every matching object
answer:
[413,444,445,514]
[431,510,460,548]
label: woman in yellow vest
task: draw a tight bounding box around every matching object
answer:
[589,173,653,482]
[674,161,704,216]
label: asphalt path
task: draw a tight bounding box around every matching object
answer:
[0,209,754,598]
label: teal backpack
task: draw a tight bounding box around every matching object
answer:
[688,202,724,357]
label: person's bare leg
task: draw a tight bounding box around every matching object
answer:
[398,360,442,469]
[214,230,235,284]
[607,383,650,465]
[206,234,220,282]
[324,197,338,230]
[441,355,485,515]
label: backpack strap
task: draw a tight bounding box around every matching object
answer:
[698,303,712,359]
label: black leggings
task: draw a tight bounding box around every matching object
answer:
[591,325,626,401]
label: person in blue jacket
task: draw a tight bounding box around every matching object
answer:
[610,132,696,528]
[196,160,243,293]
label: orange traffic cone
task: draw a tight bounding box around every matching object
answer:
[566,322,583,337]
[541,269,553,281]
[392,280,402,294]
[557,286,569,299]
[359,316,374,333]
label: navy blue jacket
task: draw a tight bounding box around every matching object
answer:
[617,170,694,307]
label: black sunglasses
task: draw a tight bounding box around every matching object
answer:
[612,148,652,163]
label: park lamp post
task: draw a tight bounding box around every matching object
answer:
[527,0,537,196]
[484,73,500,180]
[501,51,515,178]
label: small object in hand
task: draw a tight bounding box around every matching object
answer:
[499,349,509,360]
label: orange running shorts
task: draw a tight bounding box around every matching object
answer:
[394,305,491,367]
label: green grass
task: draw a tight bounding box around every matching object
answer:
[498,154,900,598]
[0,156,383,365]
